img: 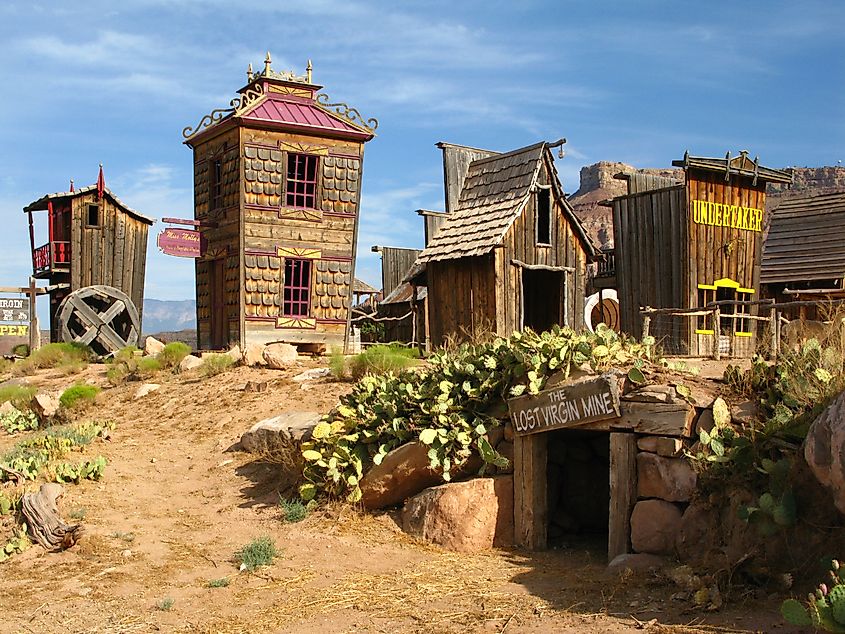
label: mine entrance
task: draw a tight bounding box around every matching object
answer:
[546,429,610,550]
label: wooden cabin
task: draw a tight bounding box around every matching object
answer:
[372,246,425,344]
[761,191,845,319]
[182,54,376,351]
[409,141,597,346]
[23,171,154,340]
[609,151,792,357]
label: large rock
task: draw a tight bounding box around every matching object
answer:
[31,393,59,419]
[631,499,683,555]
[240,411,321,456]
[144,336,165,356]
[805,390,845,514]
[243,343,266,367]
[637,436,683,457]
[401,476,513,552]
[636,452,697,502]
[134,383,160,400]
[179,354,203,371]
[263,343,299,369]
[359,441,482,510]
[227,346,243,364]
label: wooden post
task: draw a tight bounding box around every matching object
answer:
[769,306,777,360]
[608,432,637,562]
[641,308,651,357]
[513,433,547,550]
[28,277,39,352]
[712,307,721,361]
[410,284,418,347]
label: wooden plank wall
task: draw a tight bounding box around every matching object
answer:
[496,158,588,337]
[427,255,495,346]
[69,192,150,326]
[439,144,499,214]
[380,247,421,297]
[612,185,687,350]
[687,172,766,357]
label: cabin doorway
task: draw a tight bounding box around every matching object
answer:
[522,269,565,333]
[547,429,610,550]
[209,258,227,349]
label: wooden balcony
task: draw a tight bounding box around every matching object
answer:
[33,241,70,278]
[593,248,616,289]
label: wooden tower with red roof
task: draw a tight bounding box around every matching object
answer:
[183,54,376,351]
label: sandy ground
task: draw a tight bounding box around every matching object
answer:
[0,358,802,633]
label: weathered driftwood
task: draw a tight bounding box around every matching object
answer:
[21,483,84,552]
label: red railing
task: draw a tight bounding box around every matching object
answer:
[33,241,70,275]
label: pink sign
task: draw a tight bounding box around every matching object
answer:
[157,227,206,258]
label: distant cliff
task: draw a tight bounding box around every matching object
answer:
[568,163,845,249]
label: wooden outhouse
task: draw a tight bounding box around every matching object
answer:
[409,141,597,346]
[23,170,154,340]
[609,151,792,357]
[182,54,376,350]
[761,191,845,318]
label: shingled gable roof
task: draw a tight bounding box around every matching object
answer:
[23,185,155,225]
[761,191,845,284]
[416,142,597,264]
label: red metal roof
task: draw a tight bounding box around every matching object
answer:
[241,96,371,140]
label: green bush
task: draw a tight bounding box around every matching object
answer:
[136,357,162,378]
[329,347,347,379]
[158,342,191,369]
[106,364,130,386]
[300,324,653,502]
[279,497,308,523]
[207,577,230,588]
[199,354,234,378]
[0,384,37,409]
[235,536,277,571]
[59,384,101,410]
[0,408,39,434]
[15,343,92,375]
[348,344,421,380]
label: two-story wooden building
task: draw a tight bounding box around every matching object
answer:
[408,140,597,346]
[23,170,154,340]
[183,54,376,350]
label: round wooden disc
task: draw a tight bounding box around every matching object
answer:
[57,285,141,357]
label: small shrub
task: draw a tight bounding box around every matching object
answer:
[112,346,139,365]
[136,357,162,378]
[155,597,174,612]
[235,536,277,571]
[199,354,234,378]
[207,577,230,588]
[15,343,91,375]
[0,385,37,409]
[0,358,12,375]
[57,357,87,376]
[68,507,86,520]
[329,347,347,379]
[110,531,135,542]
[158,342,191,369]
[11,344,30,358]
[279,497,308,523]
[59,384,101,410]
[106,365,130,386]
[0,408,39,434]
[348,344,420,380]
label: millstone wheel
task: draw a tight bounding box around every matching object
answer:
[57,285,140,357]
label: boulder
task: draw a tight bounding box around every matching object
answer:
[359,441,482,510]
[179,354,203,371]
[695,408,715,435]
[31,393,59,419]
[637,436,684,458]
[243,343,266,367]
[636,452,696,502]
[292,367,332,382]
[144,336,165,356]
[263,343,299,369]
[607,553,667,575]
[240,411,321,456]
[631,499,683,555]
[227,346,243,364]
[623,385,680,404]
[134,383,160,400]
[401,476,513,552]
[731,400,760,425]
[805,390,845,514]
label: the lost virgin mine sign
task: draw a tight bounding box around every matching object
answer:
[507,374,620,436]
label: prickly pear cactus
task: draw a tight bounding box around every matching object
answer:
[783,560,845,632]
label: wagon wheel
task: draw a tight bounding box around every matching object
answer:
[57,285,140,357]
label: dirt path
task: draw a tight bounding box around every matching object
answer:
[0,361,797,633]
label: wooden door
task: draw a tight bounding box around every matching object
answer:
[210,258,226,349]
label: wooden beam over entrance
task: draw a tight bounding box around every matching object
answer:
[513,433,547,550]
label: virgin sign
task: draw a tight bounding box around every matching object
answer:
[157,228,206,258]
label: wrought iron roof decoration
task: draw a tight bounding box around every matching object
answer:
[183,55,377,140]
[315,93,379,132]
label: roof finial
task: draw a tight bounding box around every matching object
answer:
[247,62,253,81]
[69,178,74,193]
[306,59,313,83]
[264,51,272,74]
[97,163,105,200]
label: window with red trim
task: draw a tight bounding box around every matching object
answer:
[283,258,312,317]
[285,153,318,209]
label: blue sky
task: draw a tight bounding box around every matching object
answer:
[0,1,842,316]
